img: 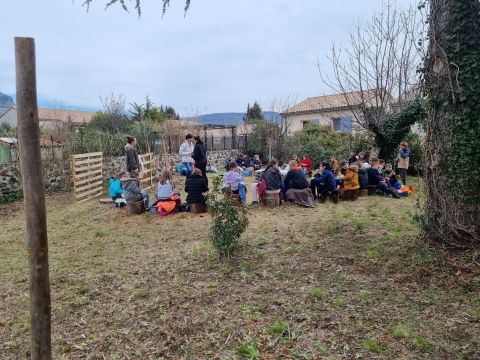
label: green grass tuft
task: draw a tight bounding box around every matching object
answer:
[391,323,412,339]
[354,219,366,231]
[94,229,105,237]
[235,341,260,359]
[333,298,346,308]
[363,338,382,353]
[414,335,429,351]
[367,250,381,260]
[308,288,327,301]
[266,319,289,335]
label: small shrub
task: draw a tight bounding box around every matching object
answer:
[267,319,289,336]
[235,341,260,359]
[0,188,23,204]
[206,176,248,259]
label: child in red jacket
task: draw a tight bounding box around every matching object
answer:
[301,155,313,176]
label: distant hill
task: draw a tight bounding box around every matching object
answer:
[0,92,14,107]
[195,111,282,126]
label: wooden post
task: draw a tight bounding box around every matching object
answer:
[15,37,52,360]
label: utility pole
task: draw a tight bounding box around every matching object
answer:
[15,37,52,360]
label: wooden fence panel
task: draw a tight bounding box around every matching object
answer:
[140,152,154,190]
[71,152,103,202]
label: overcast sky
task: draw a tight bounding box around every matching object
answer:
[0,0,414,114]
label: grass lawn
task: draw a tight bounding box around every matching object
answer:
[0,175,479,359]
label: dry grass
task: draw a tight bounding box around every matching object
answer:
[0,176,479,359]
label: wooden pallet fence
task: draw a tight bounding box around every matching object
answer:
[71,152,103,202]
[140,152,154,190]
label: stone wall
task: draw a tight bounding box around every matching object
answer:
[0,150,238,201]
[0,158,71,202]
[103,149,238,179]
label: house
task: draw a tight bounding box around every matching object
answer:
[37,108,95,128]
[282,89,381,135]
[0,107,95,128]
[0,107,17,127]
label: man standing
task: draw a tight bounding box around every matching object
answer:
[179,134,194,176]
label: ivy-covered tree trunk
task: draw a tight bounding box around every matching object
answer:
[423,0,480,246]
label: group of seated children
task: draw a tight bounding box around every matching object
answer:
[108,167,209,215]
[109,142,412,214]
[225,153,262,174]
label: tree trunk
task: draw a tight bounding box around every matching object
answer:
[423,0,480,246]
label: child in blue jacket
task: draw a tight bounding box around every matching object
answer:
[108,172,125,200]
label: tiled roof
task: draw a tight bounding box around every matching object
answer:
[38,108,96,124]
[283,89,383,115]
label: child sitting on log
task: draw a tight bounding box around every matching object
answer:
[122,170,149,209]
[108,171,125,200]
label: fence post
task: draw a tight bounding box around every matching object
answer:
[203,126,208,150]
[15,37,52,360]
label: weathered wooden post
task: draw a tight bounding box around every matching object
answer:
[15,37,52,360]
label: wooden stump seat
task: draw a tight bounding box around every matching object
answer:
[343,189,359,201]
[231,193,241,204]
[127,200,145,215]
[319,191,339,204]
[264,190,281,208]
[359,189,369,197]
[190,203,207,214]
[367,185,378,196]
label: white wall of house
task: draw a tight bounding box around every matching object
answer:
[0,108,17,127]
[286,109,360,135]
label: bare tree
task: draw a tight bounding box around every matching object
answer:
[320,1,425,134]
[80,0,191,16]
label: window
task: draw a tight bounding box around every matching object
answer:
[302,120,310,129]
[312,118,321,125]
[332,116,353,133]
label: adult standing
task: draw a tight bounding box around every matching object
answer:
[125,136,141,175]
[192,135,207,178]
[395,141,411,185]
[179,134,194,176]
